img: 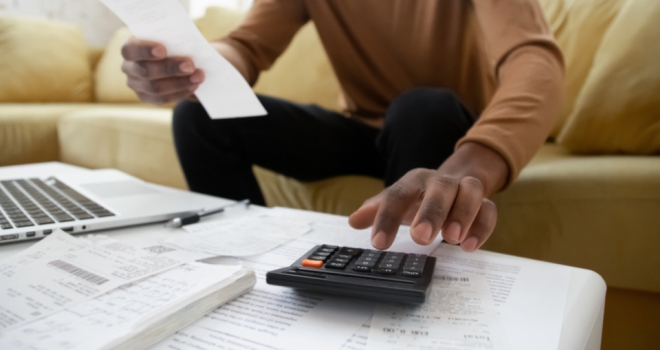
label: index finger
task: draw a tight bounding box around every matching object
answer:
[121,37,167,61]
[371,181,422,250]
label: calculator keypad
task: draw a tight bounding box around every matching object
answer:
[301,245,427,278]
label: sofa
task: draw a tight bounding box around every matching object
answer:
[1,1,659,348]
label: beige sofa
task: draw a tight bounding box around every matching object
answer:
[1,2,660,348]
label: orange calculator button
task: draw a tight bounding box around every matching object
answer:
[302,259,324,268]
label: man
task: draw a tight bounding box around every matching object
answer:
[120,0,563,252]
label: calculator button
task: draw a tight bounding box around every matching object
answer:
[332,258,350,263]
[317,247,337,253]
[338,247,362,255]
[353,265,372,272]
[402,270,422,277]
[312,251,331,257]
[403,265,424,272]
[378,263,400,270]
[377,268,397,275]
[380,258,401,265]
[308,255,329,261]
[336,254,353,259]
[408,254,427,259]
[404,261,423,268]
[357,256,377,262]
[321,245,339,249]
[326,262,347,269]
[355,261,376,268]
[302,259,324,268]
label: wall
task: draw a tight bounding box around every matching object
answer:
[0,0,191,47]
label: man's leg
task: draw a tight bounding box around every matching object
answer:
[172,95,384,205]
[377,88,476,185]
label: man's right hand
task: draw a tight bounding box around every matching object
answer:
[121,38,205,105]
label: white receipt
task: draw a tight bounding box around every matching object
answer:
[100,0,267,119]
[0,230,209,331]
[166,214,312,257]
[368,274,510,349]
[0,262,246,350]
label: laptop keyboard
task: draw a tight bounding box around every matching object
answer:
[0,177,114,230]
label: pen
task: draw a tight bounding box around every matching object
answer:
[164,199,250,228]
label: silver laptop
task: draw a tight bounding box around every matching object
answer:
[0,162,232,244]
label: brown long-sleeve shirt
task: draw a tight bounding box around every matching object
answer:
[220,0,564,185]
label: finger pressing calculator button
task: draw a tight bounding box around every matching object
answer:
[302,259,324,268]
[326,262,347,269]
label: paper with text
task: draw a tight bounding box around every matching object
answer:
[431,244,572,350]
[0,230,209,331]
[368,274,510,349]
[166,214,312,257]
[100,0,267,118]
[152,208,443,350]
[0,262,246,349]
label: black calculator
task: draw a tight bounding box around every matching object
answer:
[266,245,436,304]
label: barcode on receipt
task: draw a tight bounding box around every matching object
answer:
[437,276,470,282]
[48,260,109,285]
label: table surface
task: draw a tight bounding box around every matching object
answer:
[0,211,606,350]
[0,163,606,350]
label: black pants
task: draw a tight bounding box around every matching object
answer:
[172,88,475,206]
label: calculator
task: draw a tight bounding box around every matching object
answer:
[266,245,436,304]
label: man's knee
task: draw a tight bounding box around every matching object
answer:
[172,100,210,137]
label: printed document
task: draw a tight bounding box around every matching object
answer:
[431,244,572,350]
[166,214,312,257]
[0,262,247,350]
[153,208,442,350]
[368,274,510,349]
[0,230,208,331]
[100,0,267,118]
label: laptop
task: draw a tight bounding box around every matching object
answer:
[0,162,232,244]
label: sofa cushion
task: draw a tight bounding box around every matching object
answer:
[0,17,93,102]
[57,108,186,190]
[536,0,628,138]
[0,103,148,166]
[556,0,660,154]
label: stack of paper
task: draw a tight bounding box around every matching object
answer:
[0,231,256,350]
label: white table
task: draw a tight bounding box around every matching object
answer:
[0,213,605,350]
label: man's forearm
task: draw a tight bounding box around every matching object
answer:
[211,41,256,85]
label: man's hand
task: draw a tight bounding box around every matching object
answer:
[348,142,509,252]
[121,38,205,105]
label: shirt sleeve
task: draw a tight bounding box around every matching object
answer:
[456,0,565,188]
[218,0,309,85]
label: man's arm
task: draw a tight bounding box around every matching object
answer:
[350,0,564,252]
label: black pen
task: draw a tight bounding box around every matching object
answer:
[164,199,250,228]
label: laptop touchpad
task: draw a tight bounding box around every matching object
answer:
[82,180,158,199]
